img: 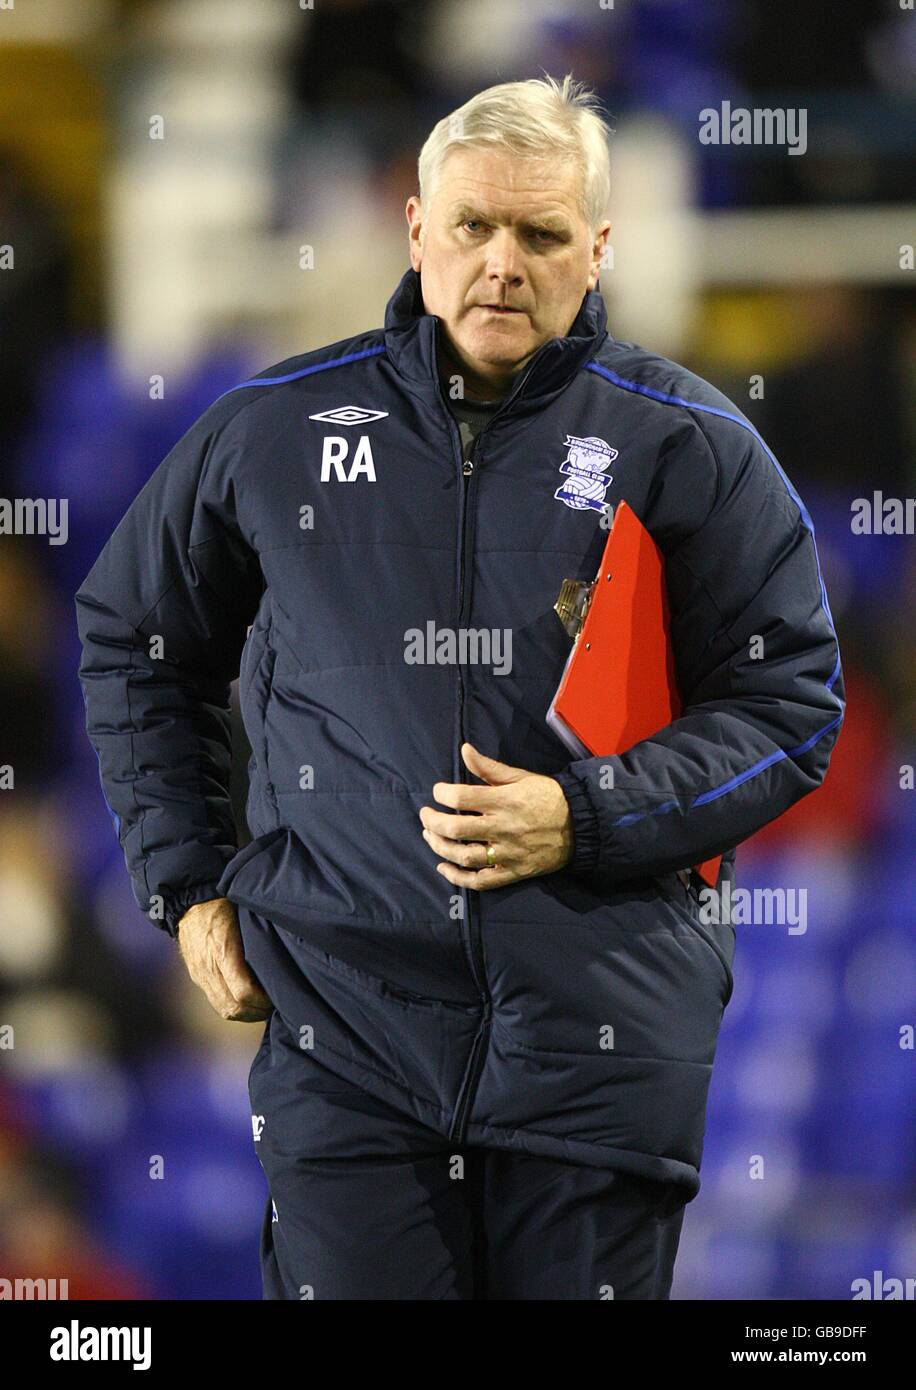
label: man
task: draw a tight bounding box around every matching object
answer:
[76,75,844,1300]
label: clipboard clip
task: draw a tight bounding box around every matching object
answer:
[553,506,615,641]
[553,578,594,641]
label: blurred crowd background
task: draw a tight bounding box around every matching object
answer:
[0,0,914,1300]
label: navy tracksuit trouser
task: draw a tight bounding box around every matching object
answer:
[250,1008,687,1301]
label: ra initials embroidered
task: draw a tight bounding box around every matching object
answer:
[554,434,617,512]
[320,435,377,482]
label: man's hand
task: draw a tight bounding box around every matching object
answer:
[418,742,575,890]
[176,897,274,1021]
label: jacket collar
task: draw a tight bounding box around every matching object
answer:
[383,266,608,412]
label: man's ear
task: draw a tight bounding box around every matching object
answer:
[588,220,612,290]
[406,196,424,272]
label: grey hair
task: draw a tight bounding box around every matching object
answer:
[417,73,612,236]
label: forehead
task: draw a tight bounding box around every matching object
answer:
[434,146,585,223]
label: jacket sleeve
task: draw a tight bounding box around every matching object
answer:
[551,420,845,884]
[75,396,264,935]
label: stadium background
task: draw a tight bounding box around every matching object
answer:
[0,0,913,1300]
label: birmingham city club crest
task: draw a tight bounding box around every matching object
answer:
[554,434,618,512]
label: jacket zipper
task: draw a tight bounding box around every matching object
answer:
[452,433,496,1144]
[448,1000,491,1143]
[440,399,490,1003]
[436,387,503,1143]
[430,322,581,1139]
[434,349,542,1143]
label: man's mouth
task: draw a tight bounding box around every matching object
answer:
[478,305,525,315]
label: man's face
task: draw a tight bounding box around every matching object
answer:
[406,147,610,399]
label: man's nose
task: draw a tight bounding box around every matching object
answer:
[485,229,524,284]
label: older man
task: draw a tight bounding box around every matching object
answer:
[76,75,844,1299]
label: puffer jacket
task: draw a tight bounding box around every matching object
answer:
[75,266,845,1199]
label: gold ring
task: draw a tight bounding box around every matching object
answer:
[486,844,497,868]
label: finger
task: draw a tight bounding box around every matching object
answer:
[422,825,489,869]
[222,1002,274,1023]
[429,781,504,811]
[179,933,269,1021]
[418,807,495,841]
[435,861,518,891]
[198,965,248,1021]
[191,935,271,1020]
[211,918,268,994]
[205,965,272,1022]
[222,976,274,1015]
[217,939,273,1012]
[460,742,526,783]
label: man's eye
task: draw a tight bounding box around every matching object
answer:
[460,221,557,242]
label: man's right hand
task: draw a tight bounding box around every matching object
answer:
[176,898,274,1022]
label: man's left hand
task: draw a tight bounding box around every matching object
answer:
[418,742,574,890]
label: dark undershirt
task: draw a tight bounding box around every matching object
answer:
[446,394,504,462]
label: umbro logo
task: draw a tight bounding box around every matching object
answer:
[308,406,389,426]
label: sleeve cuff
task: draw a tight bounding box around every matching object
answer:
[551,769,602,875]
[159,882,228,938]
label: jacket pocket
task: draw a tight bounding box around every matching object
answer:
[217,826,482,1010]
[217,827,286,898]
[238,600,280,821]
[655,872,735,1007]
[217,824,354,923]
[239,606,267,706]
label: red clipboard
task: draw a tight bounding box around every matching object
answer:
[547,501,721,889]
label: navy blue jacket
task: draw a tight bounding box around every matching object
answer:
[76,267,844,1197]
